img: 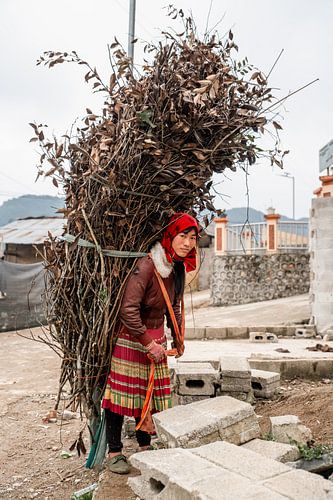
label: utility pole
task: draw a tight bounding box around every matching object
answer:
[128,0,136,67]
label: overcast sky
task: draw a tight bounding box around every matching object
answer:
[0,0,332,218]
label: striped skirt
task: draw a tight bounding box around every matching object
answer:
[102,325,172,418]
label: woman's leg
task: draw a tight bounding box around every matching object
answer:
[135,417,152,449]
[105,409,124,454]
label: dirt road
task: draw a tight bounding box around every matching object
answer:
[1,328,332,499]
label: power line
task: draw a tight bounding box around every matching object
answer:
[0,170,39,195]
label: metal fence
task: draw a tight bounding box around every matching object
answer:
[226,222,267,253]
[277,221,309,250]
[224,221,308,254]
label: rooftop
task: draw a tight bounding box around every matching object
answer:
[0,217,65,244]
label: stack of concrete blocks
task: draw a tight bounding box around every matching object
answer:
[171,362,218,405]
[251,369,280,399]
[218,356,253,403]
[128,441,333,499]
[152,395,260,449]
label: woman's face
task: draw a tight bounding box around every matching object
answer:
[171,229,197,258]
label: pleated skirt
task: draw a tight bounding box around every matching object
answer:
[102,325,172,417]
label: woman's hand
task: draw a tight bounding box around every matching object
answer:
[172,341,185,358]
[146,341,166,363]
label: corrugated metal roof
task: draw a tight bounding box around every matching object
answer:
[0,218,65,244]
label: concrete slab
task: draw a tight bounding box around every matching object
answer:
[242,438,300,463]
[191,441,290,481]
[129,446,287,500]
[262,469,333,499]
[153,396,260,448]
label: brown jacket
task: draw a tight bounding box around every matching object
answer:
[119,245,182,344]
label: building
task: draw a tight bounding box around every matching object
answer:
[0,217,64,332]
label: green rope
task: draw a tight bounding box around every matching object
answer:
[61,233,147,258]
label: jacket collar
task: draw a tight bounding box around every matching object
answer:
[150,242,173,278]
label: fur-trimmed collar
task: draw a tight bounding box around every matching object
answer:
[150,242,173,278]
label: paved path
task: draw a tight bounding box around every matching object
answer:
[185,293,310,328]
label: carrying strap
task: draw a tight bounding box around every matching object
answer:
[153,269,185,353]
[135,267,185,431]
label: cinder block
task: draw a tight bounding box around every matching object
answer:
[220,377,251,393]
[323,330,333,342]
[129,448,224,499]
[295,327,316,339]
[270,415,313,445]
[174,362,218,396]
[242,438,301,463]
[172,394,210,406]
[153,396,260,448]
[219,356,251,378]
[184,327,206,339]
[251,369,280,398]
[249,331,278,343]
[217,389,255,404]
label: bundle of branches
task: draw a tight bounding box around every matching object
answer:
[31,9,287,418]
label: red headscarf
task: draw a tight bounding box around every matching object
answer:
[160,213,199,272]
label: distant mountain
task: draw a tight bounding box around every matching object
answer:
[225,207,308,224]
[0,195,64,227]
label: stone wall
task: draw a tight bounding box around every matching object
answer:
[211,253,310,306]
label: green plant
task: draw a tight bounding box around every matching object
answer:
[261,432,276,442]
[293,442,333,461]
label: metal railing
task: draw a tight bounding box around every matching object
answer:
[226,222,267,253]
[277,221,308,250]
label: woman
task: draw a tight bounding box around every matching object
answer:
[102,212,199,474]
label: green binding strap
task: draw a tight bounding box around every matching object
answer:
[61,233,147,258]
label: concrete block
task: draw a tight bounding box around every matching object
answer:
[219,356,251,378]
[242,438,301,463]
[323,330,333,342]
[191,441,290,481]
[175,362,218,396]
[220,377,251,393]
[217,389,255,404]
[226,326,248,339]
[184,327,205,339]
[153,396,260,448]
[205,327,227,339]
[295,327,316,339]
[270,415,313,445]
[251,369,280,398]
[249,331,278,343]
[263,469,333,499]
[172,394,210,406]
[129,448,224,499]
